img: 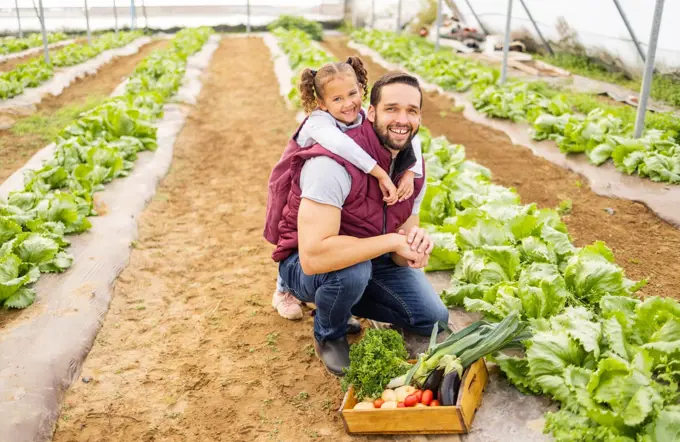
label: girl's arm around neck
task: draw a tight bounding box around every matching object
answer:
[298,109,377,174]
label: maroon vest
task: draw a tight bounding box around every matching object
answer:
[264,115,425,262]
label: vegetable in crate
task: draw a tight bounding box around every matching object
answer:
[341,329,411,401]
[403,312,528,401]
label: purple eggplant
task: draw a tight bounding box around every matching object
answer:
[439,371,462,406]
[421,367,444,392]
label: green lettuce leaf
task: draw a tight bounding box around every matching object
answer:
[564,242,632,304]
[0,216,23,244]
[13,233,60,265]
[39,251,74,273]
[425,231,460,271]
[642,406,680,442]
[3,286,37,309]
[0,254,39,305]
[517,263,568,319]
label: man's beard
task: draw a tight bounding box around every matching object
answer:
[372,116,419,152]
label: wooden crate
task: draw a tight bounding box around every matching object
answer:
[339,358,489,435]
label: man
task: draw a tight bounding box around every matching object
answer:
[267,72,449,376]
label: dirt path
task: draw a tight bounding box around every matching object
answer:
[0,51,42,72]
[52,36,385,442]
[0,39,84,73]
[323,36,680,302]
[0,39,167,184]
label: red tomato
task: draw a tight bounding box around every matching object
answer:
[397,402,406,408]
[373,398,384,409]
[421,389,433,406]
[430,400,440,407]
[404,394,418,407]
[414,390,423,402]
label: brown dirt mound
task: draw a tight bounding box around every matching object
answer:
[0,51,42,72]
[322,36,680,302]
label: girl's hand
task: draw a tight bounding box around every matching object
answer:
[397,171,415,202]
[379,177,399,205]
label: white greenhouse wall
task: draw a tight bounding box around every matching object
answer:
[453,0,680,73]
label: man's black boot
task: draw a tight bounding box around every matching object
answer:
[347,317,362,335]
[314,336,350,377]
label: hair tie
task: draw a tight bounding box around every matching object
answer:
[310,69,317,77]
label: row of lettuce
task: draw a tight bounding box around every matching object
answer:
[0,32,69,56]
[419,130,678,442]
[0,27,213,309]
[351,29,680,185]
[272,26,679,442]
[0,31,142,100]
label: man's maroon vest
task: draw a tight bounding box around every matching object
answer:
[264,115,425,262]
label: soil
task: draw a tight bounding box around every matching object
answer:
[0,38,89,72]
[321,36,680,301]
[0,39,167,184]
[0,51,42,72]
[48,34,680,442]
[37,39,168,114]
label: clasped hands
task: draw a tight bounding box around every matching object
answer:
[394,226,433,269]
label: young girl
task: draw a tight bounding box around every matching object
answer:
[272,56,424,320]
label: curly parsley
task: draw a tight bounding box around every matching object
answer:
[341,329,411,401]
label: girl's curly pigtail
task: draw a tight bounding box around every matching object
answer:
[299,68,318,114]
[346,56,369,100]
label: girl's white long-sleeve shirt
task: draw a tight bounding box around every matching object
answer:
[296,110,424,177]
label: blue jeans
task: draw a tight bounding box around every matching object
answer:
[276,274,288,293]
[278,252,449,343]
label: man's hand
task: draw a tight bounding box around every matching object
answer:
[406,225,434,255]
[299,199,417,275]
[396,226,433,269]
[393,234,426,265]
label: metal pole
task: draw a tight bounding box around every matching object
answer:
[612,0,646,63]
[246,0,251,33]
[141,0,148,29]
[38,0,49,64]
[351,0,357,27]
[634,0,664,138]
[371,0,376,28]
[113,0,118,35]
[15,0,23,39]
[462,0,489,34]
[130,0,136,31]
[396,0,402,34]
[500,0,513,83]
[518,0,552,55]
[435,0,443,50]
[84,0,92,44]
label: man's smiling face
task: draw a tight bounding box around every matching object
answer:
[367,82,422,153]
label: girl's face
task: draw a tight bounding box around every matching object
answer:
[317,73,363,125]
